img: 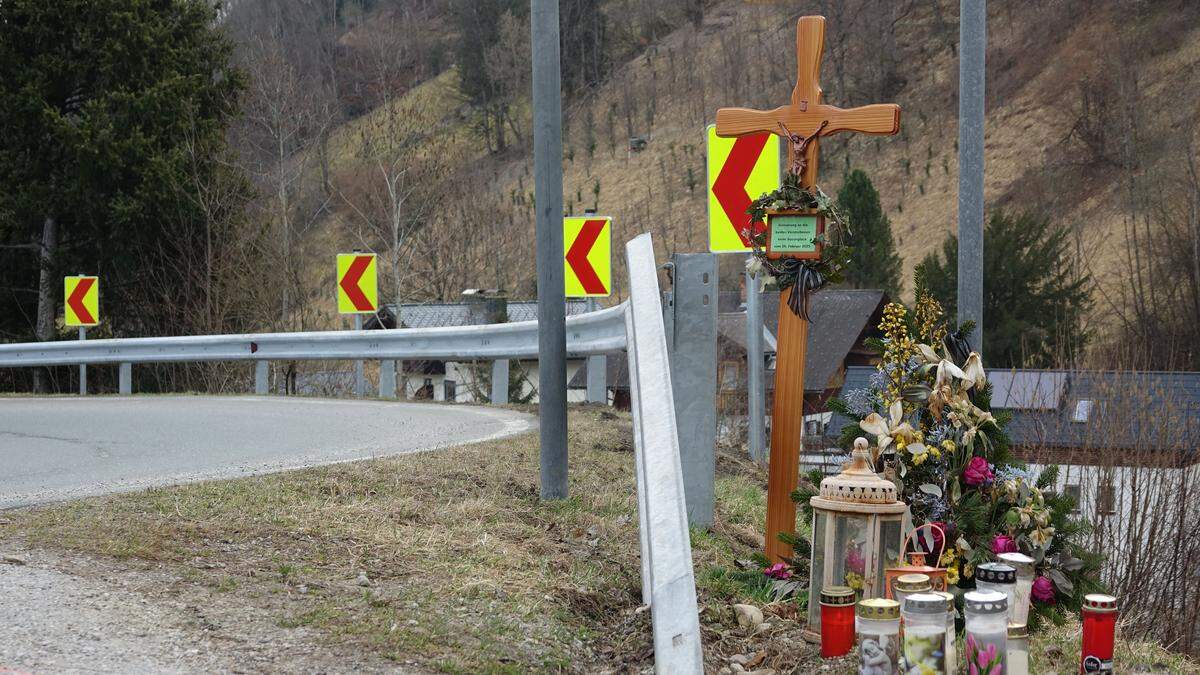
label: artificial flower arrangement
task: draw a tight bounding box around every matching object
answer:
[792,269,1103,630]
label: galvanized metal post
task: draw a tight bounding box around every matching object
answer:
[353,314,364,398]
[379,359,396,399]
[491,358,509,404]
[624,233,704,671]
[745,268,766,463]
[532,0,568,500]
[958,0,986,353]
[586,298,606,404]
[255,360,269,395]
[118,362,131,394]
[78,327,87,396]
[668,253,717,527]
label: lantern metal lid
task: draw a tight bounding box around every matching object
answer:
[810,438,906,513]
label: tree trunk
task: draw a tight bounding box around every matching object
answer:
[33,214,58,393]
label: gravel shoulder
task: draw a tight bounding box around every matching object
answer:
[0,542,420,674]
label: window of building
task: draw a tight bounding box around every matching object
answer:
[1072,399,1093,423]
[444,380,457,402]
[1097,479,1116,516]
[1063,484,1081,515]
[720,362,739,391]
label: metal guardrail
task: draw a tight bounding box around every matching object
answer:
[624,233,704,672]
[0,303,628,368]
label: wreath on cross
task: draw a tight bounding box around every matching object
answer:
[742,121,851,321]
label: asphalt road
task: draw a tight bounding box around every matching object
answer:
[0,396,534,508]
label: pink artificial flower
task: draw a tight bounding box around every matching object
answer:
[990,534,1019,555]
[963,456,995,486]
[978,642,997,669]
[927,521,948,554]
[846,544,866,575]
[1032,575,1056,603]
[764,562,792,580]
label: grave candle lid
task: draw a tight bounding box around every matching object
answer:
[894,573,933,594]
[964,590,1009,614]
[857,598,900,620]
[976,562,1017,584]
[997,552,1035,576]
[820,586,857,606]
[1083,594,1119,613]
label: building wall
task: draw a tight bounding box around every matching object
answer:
[400,359,591,404]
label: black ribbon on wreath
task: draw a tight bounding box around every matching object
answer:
[768,257,826,321]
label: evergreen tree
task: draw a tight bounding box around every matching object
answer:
[0,0,243,391]
[837,169,903,298]
[920,210,1091,368]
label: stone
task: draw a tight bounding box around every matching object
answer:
[733,603,764,628]
[729,654,750,665]
[2,555,26,566]
[355,571,371,587]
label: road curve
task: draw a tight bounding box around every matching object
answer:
[0,396,534,508]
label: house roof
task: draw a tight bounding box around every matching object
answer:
[367,299,592,330]
[829,366,1200,460]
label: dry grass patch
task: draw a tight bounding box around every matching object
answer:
[3,405,1196,673]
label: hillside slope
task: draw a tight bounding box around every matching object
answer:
[314,0,1200,332]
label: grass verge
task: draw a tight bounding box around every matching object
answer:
[2,406,1195,673]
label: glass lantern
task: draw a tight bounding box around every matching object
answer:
[805,437,908,642]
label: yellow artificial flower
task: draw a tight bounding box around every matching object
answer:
[945,565,960,585]
[845,571,864,591]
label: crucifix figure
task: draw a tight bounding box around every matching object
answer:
[716,16,901,563]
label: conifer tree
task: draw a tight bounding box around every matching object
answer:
[837,169,903,298]
[920,210,1091,368]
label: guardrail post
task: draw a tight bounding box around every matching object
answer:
[586,298,606,404]
[78,327,87,396]
[491,359,509,404]
[746,268,766,463]
[667,252,717,527]
[379,359,396,399]
[624,233,704,672]
[353,314,365,398]
[118,362,132,394]
[255,360,269,395]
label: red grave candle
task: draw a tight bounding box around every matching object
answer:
[1080,593,1118,673]
[820,586,856,658]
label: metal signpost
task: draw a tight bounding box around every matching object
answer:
[337,252,378,398]
[564,215,612,405]
[64,275,99,395]
[532,0,568,500]
[958,0,986,352]
[706,125,780,464]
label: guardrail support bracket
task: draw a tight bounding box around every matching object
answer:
[119,362,132,395]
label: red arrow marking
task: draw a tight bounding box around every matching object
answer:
[566,219,607,295]
[339,256,373,311]
[67,277,95,324]
[712,133,770,246]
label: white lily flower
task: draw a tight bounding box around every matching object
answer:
[961,352,986,389]
[917,343,942,364]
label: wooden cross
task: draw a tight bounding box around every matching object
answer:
[716,16,901,563]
